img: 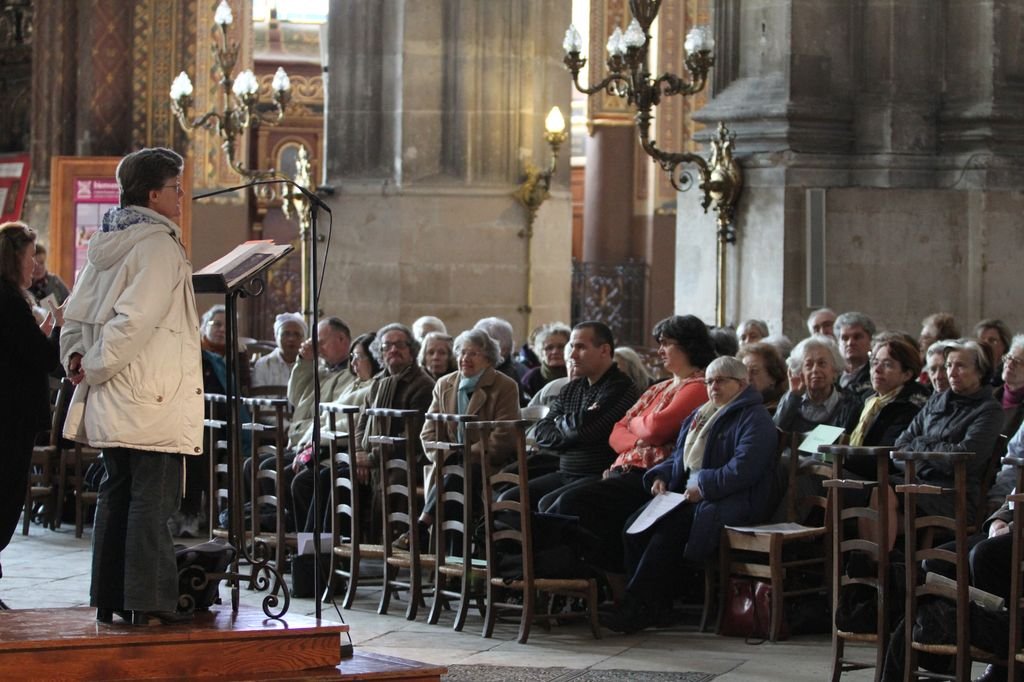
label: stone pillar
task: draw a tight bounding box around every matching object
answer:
[322,0,572,341]
[73,0,134,157]
[678,0,1024,338]
[582,123,634,263]
[26,2,79,239]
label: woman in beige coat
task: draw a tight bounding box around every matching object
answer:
[396,328,520,549]
[61,148,202,626]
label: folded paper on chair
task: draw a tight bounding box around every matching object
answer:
[626,491,686,534]
[924,572,1005,611]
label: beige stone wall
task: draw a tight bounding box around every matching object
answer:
[318,185,571,341]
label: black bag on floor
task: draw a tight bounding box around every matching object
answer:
[176,539,235,611]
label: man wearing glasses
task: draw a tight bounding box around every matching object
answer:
[354,323,435,485]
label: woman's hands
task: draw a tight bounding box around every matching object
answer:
[68,352,86,385]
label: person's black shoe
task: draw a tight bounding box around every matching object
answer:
[130,610,195,626]
[96,608,134,623]
[599,596,653,634]
[0,598,9,610]
[974,664,1008,682]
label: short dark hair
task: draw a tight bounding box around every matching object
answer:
[0,221,35,289]
[350,332,382,377]
[922,312,959,340]
[654,315,717,369]
[872,334,922,379]
[975,318,1012,355]
[574,320,615,352]
[707,326,739,359]
[737,341,788,401]
[116,147,184,208]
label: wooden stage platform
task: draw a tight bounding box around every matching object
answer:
[0,606,446,681]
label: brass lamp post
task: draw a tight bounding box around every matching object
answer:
[562,0,742,326]
[169,0,291,180]
[513,106,569,329]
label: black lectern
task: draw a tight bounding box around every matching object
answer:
[193,241,293,618]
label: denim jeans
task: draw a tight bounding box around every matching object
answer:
[91,447,182,612]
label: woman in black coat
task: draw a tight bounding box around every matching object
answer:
[0,222,59,584]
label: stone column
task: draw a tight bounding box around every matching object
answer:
[322,0,572,341]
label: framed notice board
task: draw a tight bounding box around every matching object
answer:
[0,152,30,222]
[50,156,192,287]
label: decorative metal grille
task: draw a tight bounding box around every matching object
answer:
[571,260,648,347]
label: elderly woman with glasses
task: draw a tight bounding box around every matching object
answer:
[892,339,1003,525]
[602,356,778,634]
[774,335,862,434]
[397,328,521,549]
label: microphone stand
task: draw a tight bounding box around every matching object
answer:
[194,178,330,620]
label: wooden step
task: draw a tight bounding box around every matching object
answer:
[0,605,348,680]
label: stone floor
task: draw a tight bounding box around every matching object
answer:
[0,523,975,681]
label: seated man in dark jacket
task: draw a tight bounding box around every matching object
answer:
[602,356,777,634]
[500,321,640,512]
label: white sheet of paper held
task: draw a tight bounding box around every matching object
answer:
[626,491,687,534]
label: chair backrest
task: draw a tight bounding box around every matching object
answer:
[367,407,423,559]
[892,450,972,682]
[242,396,290,548]
[1006,455,1024,681]
[423,413,478,567]
[321,403,361,547]
[474,419,535,587]
[48,378,75,447]
[820,445,892,644]
[245,384,288,400]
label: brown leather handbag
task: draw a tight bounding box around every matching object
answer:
[718,576,790,642]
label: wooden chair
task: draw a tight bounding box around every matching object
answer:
[369,407,432,620]
[718,429,832,642]
[320,402,381,608]
[242,395,292,574]
[1006,454,1024,682]
[23,377,73,535]
[422,412,487,631]
[893,450,998,682]
[244,384,288,399]
[474,418,601,644]
[204,393,231,541]
[60,439,101,538]
[820,444,893,682]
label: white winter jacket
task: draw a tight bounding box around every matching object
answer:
[60,206,204,455]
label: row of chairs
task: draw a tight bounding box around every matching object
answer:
[316,405,601,644]
[821,445,1024,682]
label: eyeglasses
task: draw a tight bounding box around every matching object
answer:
[1005,355,1024,368]
[459,349,484,359]
[350,353,369,363]
[162,183,183,193]
[380,341,409,351]
[870,359,902,371]
[705,377,740,386]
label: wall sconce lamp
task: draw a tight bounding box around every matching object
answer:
[513,106,568,324]
[562,0,743,325]
[169,0,291,180]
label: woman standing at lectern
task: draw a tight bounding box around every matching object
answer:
[61,147,203,626]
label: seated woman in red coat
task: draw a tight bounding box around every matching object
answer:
[548,314,715,574]
[601,356,778,634]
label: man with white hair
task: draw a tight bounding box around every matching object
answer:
[251,312,307,387]
[806,307,836,338]
[474,316,528,402]
[412,315,447,342]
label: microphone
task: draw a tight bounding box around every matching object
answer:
[192,178,332,214]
